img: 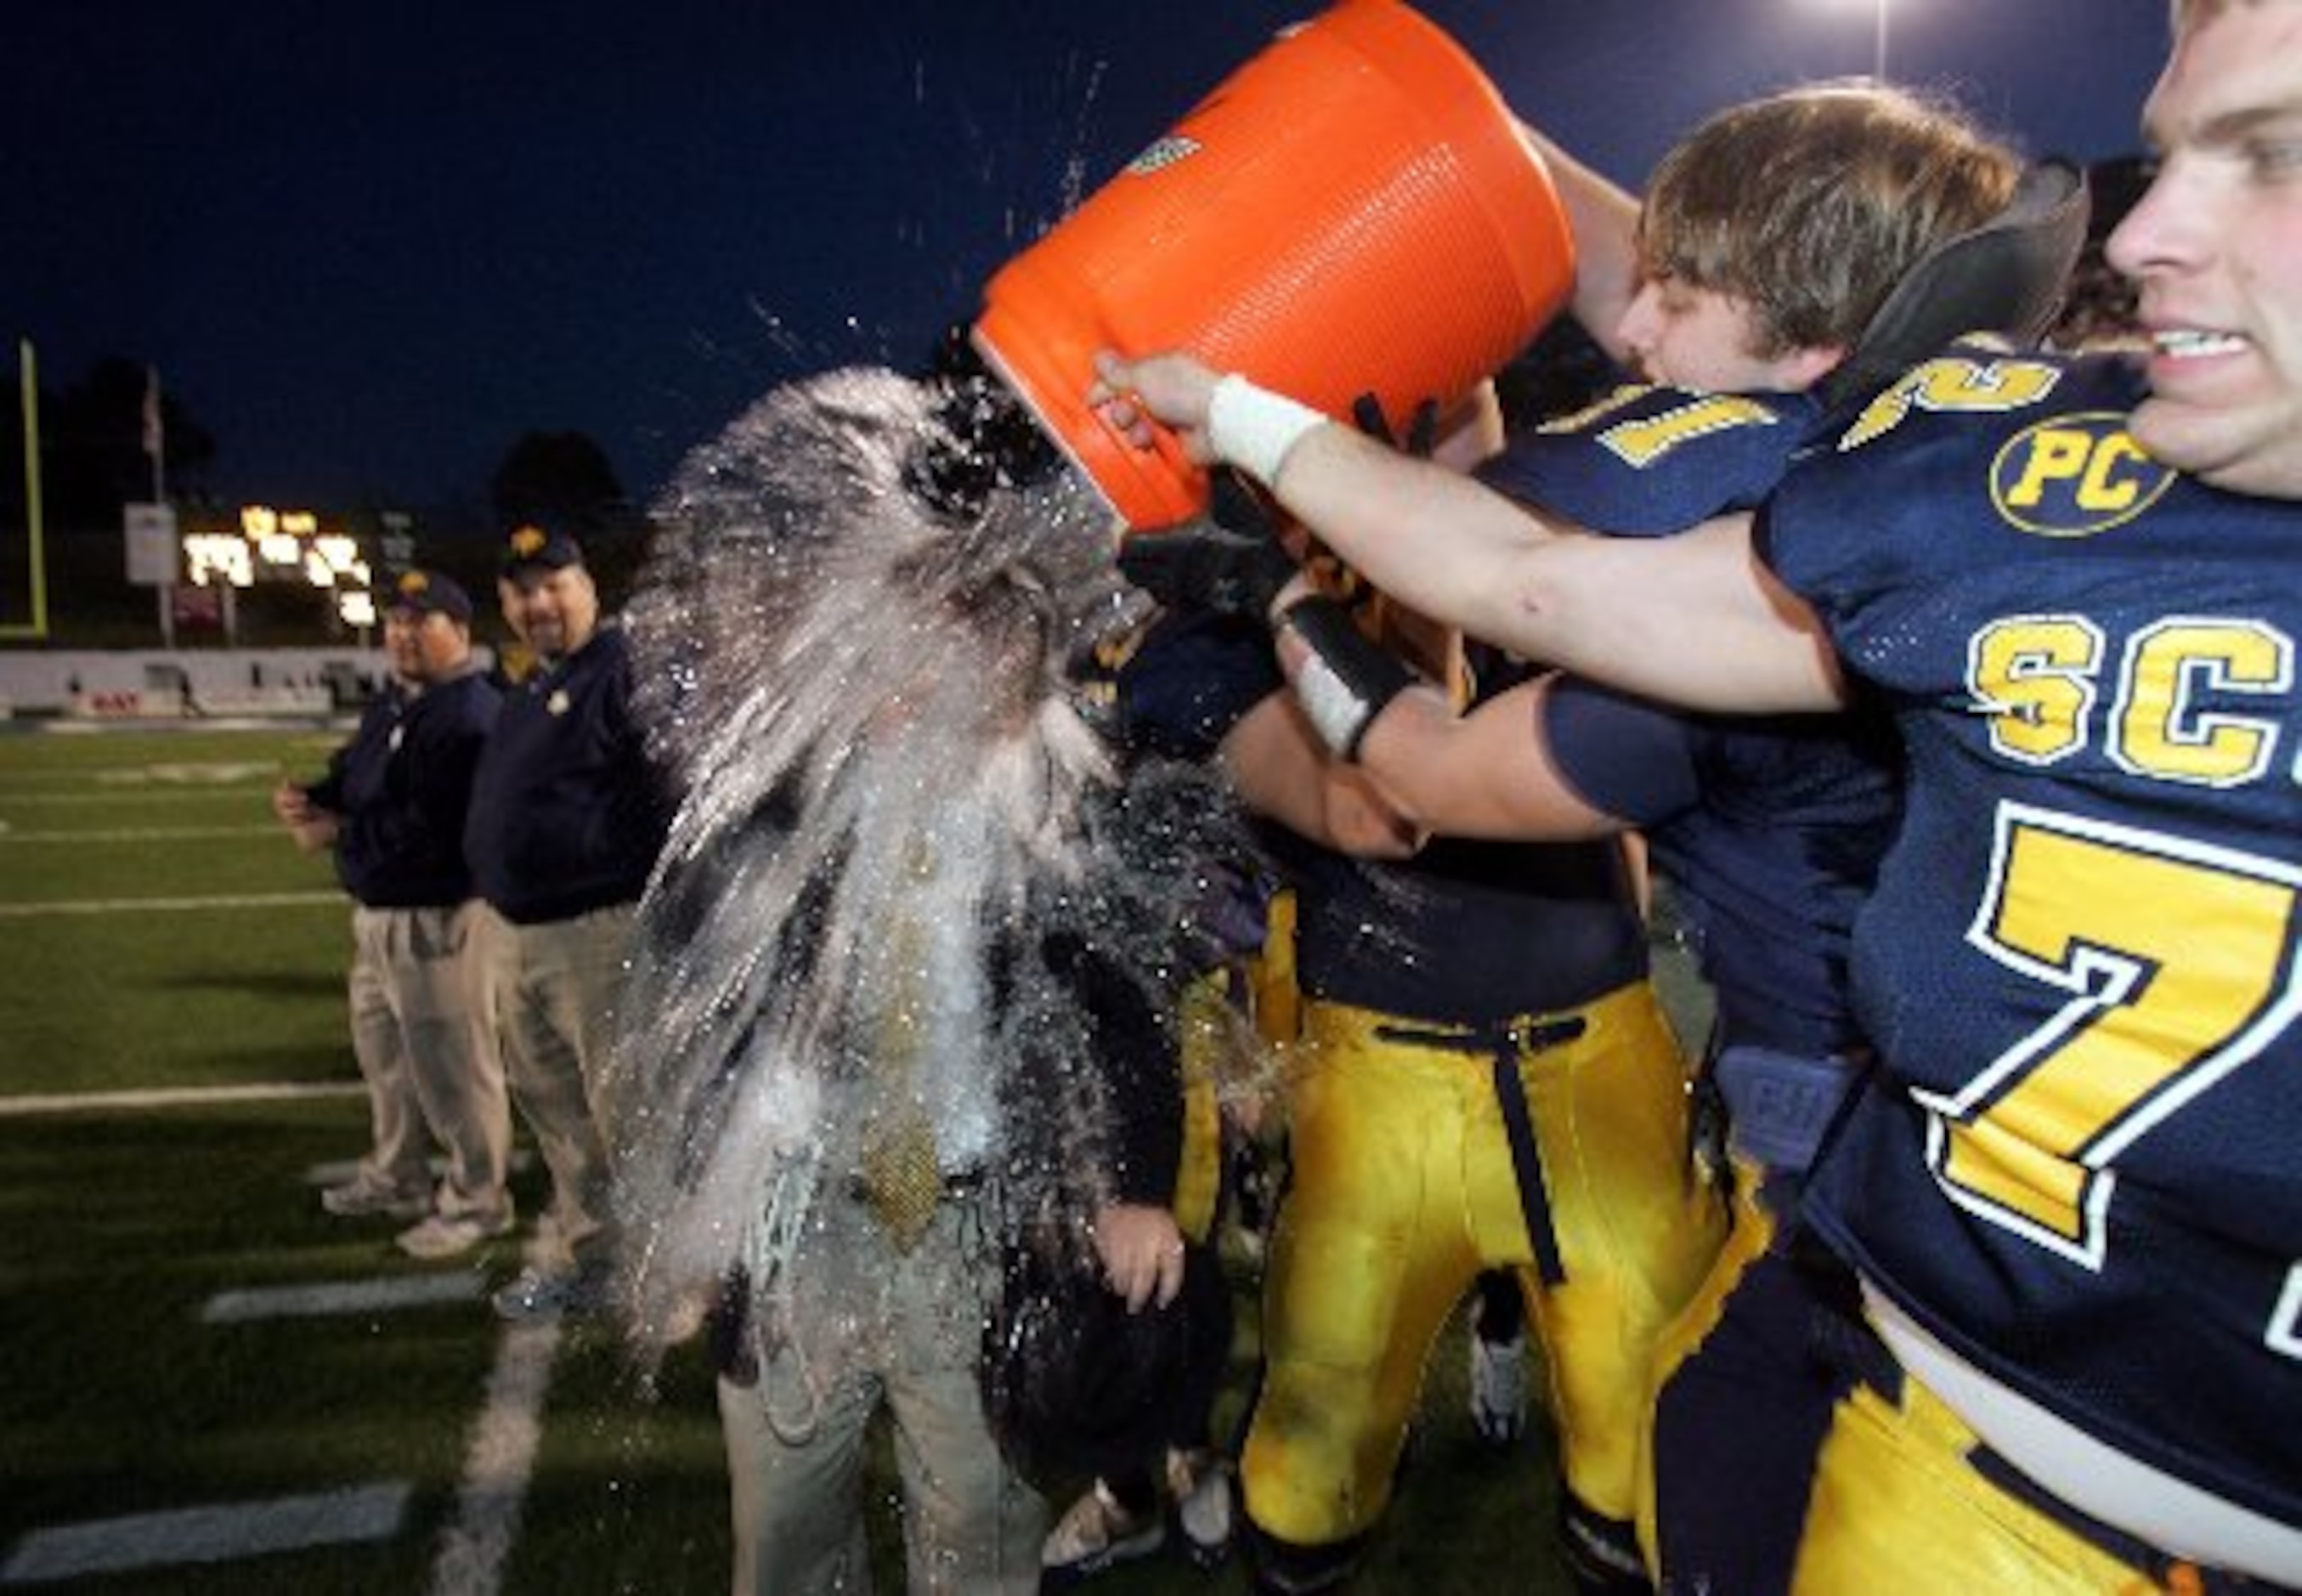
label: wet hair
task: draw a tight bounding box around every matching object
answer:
[1637,82,2020,357]
[903,323,1065,524]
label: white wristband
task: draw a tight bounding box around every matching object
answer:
[1291,647,1372,758]
[1207,373,1328,489]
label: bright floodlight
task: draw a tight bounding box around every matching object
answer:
[1812,0,1892,78]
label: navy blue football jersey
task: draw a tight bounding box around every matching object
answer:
[1107,608,1281,762]
[1543,680,1900,1056]
[1483,376,1898,1055]
[1479,382,1827,535]
[1118,610,1648,1022]
[1287,651,1655,1026]
[1762,348,2302,1530]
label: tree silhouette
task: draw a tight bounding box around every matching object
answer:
[485,428,654,607]
[24,356,218,533]
[489,430,625,544]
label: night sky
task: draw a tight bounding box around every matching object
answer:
[3,1,2168,526]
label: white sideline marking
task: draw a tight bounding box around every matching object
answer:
[306,1150,535,1188]
[135,761,283,784]
[204,1275,486,1324]
[0,891,341,919]
[428,1318,564,1596]
[0,1081,364,1118]
[0,1483,410,1584]
[0,824,277,844]
[0,789,272,806]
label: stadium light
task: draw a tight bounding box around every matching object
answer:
[1814,0,1893,79]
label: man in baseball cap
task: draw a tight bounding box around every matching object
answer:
[275,564,512,1260]
[385,567,474,625]
[500,523,584,577]
[467,522,671,1321]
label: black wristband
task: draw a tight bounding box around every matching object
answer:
[1280,595,1415,761]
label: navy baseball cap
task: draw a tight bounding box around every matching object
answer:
[501,524,585,576]
[387,568,473,624]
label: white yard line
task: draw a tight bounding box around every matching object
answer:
[0,733,557,1593]
[0,824,279,843]
[0,1484,411,1585]
[0,789,273,805]
[305,1150,534,1188]
[427,1318,564,1596]
[0,890,342,919]
[10,1215,561,1596]
[203,1275,488,1323]
[0,1080,364,1118]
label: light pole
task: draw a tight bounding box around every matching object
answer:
[1818,0,1893,78]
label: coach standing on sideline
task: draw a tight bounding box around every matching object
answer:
[274,569,515,1260]
[466,524,670,1322]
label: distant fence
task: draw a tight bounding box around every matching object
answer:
[0,649,387,719]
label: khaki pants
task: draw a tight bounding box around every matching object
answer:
[347,902,511,1220]
[475,900,632,1274]
[717,1199,1045,1596]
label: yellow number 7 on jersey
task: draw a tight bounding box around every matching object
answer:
[1919,801,2301,1270]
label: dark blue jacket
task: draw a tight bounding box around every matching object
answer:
[308,667,498,908]
[465,623,670,924]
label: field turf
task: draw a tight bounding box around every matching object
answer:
[0,722,1615,1593]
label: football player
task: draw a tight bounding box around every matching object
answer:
[1090,1,2302,1584]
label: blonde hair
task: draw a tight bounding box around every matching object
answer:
[1638,82,2019,355]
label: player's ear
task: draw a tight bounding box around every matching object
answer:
[1780,342,1849,393]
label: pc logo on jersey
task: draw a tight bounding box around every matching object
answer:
[1990,411,2175,539]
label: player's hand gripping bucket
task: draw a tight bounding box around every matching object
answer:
[972,0,1576,532]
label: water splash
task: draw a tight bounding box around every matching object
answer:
[606,366,1247,1380]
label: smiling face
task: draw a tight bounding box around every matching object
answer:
[2107,0,2302,496]
[498,562,600,659]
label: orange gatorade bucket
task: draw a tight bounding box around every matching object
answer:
[973,0,1576,531]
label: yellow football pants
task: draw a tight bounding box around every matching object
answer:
[1796,1370,2203,1593]
[1241,981,1725,1548]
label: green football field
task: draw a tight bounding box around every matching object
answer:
[0,722,1606,1593]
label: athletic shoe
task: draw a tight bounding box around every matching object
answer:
[491,1265,606,1322]
[320,1175,431,1220]
[1040,1480,1165,1583]
[1468,1329,1529,1446]
[1168,1449,1235,1570]
[394,1210,514,1260]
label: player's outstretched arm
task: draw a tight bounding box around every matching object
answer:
[1090,352,1845,713]
[1342,675,1626,845]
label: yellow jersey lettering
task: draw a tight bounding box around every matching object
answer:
[2116,620,2292,787]
[1536,383,1649,436]
[1931,806,2299,1266]
[1841,356,2063,451]
[2079,433,2153,513]
[1596,394,1779,469]
[1992,417,2175,539]
[1971,617,2101,766]
[2000,428,2097,508]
